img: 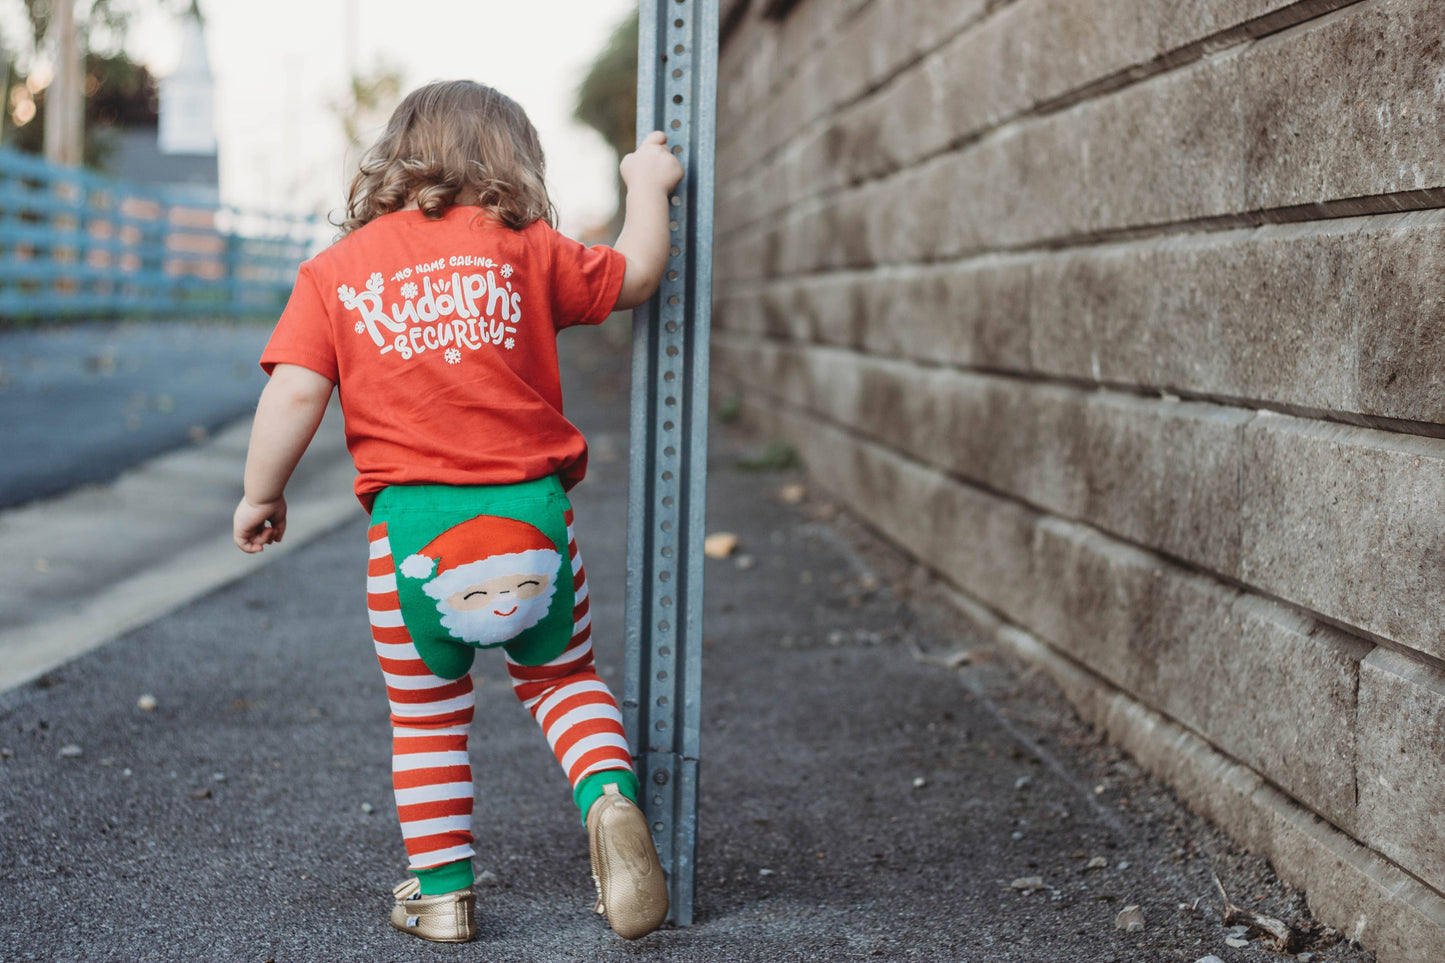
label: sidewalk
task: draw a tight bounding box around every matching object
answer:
[0,324,1372,962]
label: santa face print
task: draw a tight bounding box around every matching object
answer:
[434,568,556,647]
[446,572,552,614]
[399,513,565,649]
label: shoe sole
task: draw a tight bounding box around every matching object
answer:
[589,791,669,939]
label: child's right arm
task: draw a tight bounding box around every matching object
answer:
[232,363,335,554]
[613,131,686,310]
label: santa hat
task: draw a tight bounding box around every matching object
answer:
[400,515,561,601]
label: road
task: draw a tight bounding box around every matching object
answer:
[0,320,270,508]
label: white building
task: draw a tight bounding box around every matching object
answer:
[158,2,216,156]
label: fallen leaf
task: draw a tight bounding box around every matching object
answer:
[704,532,739,558]
[1115,905,1145,932]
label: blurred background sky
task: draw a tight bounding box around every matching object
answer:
[0,0,636,234]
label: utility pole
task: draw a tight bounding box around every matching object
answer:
[623,0,718,929]
[44,0,84,166]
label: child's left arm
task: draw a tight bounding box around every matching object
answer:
[233,363,335,553]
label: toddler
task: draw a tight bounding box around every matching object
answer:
[233,79,684,943]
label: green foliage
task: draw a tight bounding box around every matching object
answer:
[715,390,744,425]
[333,61,403,152]
[20,0,133,58]
[735,441,802,473]
[1,1,173,170]
[573,9,637,161]
[4,50,158,170]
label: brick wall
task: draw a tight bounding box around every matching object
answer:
[711,2,1445,958]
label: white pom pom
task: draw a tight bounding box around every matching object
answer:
[399,554,435,580]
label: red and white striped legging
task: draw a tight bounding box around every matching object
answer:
[367,509,633,874]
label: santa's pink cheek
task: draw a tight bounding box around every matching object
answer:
[493,605,518,617]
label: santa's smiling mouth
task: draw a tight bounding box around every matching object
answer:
[493,605,519,617]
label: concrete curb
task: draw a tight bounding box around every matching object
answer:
[0,410,360,692]
[941,584,1445,962]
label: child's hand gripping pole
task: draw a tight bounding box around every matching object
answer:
[614,131,686,311]
[233,363,335,553]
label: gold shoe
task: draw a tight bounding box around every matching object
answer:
[586,782,669,939]
[389,877,476,943]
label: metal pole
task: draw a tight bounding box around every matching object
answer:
[624,0,717,929]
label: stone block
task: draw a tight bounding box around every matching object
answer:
[1029,518,1365,829]
[842,261,1030,369]
[792,346,1249,574]
[714,259,1032,369]
[1003,0,1163,108]
[1243,0,1445,210]
[1077,394,1248,574]
[1265,784,1445,963]
[1206,598,1366,831]
[711,292,767,339]
[1357,649,1445,895]
[780,276,866,346]
[723,338,1251,576]
[1240,414,1445,661]
[1355,215,1445,424]
[1012,53,1244,245]
[768,406,1043,629]
[1118,697,1281,856]
[1028,225,1360,410]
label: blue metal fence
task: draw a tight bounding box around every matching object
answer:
[0,147,322,321]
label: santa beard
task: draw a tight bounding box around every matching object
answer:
[435,580,557,646]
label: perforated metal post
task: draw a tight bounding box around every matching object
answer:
[623,0,717,929]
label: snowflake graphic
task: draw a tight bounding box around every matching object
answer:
[354,320,366,334]
[400,281,417,299]
[444,347,462,365]
[504,337,515,350]
[500,264,513,278]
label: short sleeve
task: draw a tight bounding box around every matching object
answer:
[547,227,626,330]
[259,262,340,382]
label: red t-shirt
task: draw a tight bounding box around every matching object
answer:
[260,206,626,509]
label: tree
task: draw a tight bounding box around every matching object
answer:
[574,9,637,160]
[3,49,158,169]
[332,60,403,154]
[573,8,637,234]
[0,0,175,169]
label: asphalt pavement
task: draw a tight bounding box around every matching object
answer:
[0,321,272,508]
[0,321,1374,962]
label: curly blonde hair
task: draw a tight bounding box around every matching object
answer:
[341,80,556,234]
